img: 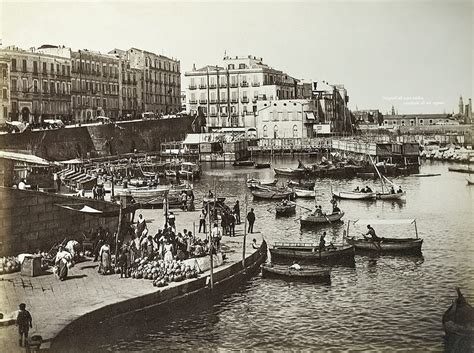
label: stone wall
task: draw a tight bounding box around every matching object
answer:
[0,187,119,256]
[0,116,196,161]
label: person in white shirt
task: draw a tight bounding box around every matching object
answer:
[18,179,27,190]
[211,223,221,250]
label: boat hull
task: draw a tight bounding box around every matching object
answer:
[270,244,355,265]
[294,188,316,198]
[276,202,296,216]
[274,168,306,177]
[255,163,271,169]
[345,237,423,254]
[300,211,344,225]
[376,191,406,200]
[252,190,294,200]
[332,191,376,200]
[261,264,330,282]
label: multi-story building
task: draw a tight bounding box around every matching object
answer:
[382,114,459,127]
[313,82,352,133]
[110,48,181,115]
[185,55,305,130]
[0,59,9,125]
[353,109,383,125]
[70,49,120,122]
[0,45,72,123]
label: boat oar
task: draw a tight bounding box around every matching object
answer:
[295,204,313,212]
[361,233,381,251]
[324,214,332,224]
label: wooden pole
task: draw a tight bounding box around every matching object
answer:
[114,199,122,263]
[242,194,248,268]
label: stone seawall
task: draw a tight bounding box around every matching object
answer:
[0,187,119,256]
[0,117,195,161]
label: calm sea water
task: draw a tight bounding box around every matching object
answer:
[58,158,474,352]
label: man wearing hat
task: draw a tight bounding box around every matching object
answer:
[16,303,33,346]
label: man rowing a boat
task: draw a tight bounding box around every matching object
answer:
[364,225,380,242]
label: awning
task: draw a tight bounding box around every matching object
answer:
[305,112,316,120]
[351,219,415,225]
[55,204,103,214]
[54,203,139,217]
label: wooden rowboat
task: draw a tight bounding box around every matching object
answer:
[252,189,294,200]
[300,211,344,225]
[246,178,278,189]
[270,243,355,265]
[332,191,376,200]
[288,180,315,189]
[275,201,296,216]
[443,288,474,337]
[274,167,306,177]
[294,187,316,198]
[344,237,423,254]
[233,160,255,167]
[261,264,331,282]
[376,191,406,200]
[412,173,441,177]
[255,163,271,169]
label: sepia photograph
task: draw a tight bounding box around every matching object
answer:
[0,0,472,352]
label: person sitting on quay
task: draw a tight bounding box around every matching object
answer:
[252,238,260,249]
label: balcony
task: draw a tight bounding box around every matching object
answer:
[252,98,258,103]
[199,99,207,104]
[199,84,207,89]
[209,84,217,89]
[252,82,260,87]
[189,99,197,104]
[220,98,228,103]
[209,99,217,104]
[209,112,217,117]
[231,112,238,117]
[220,83,227,88]
[231,98,238,103]
[241,81,249,87]
[188,85,197,90]
[221,112,228,117]
[230,83,238,88]
[241,97,249,103]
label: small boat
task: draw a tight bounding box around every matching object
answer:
[443,288,474,337]
[275,201,296,216]
[288,180,315,190]
[356,172,375,178]
[252,189,294,200]
[233,160,255,167]
[270,243,355,265]
[332,191,376,200]
[300,211,344,225]
[178,162,201,179]
[255,163,271,169]
[274,167,306,177]
[246,178,278,189]
[448,165,472,174]
[412,173,441,177]
[344,218,423,254]
[261,264,330,282]
[376,191,406,200]
[293,187,316,198]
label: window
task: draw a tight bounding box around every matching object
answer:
[419,119,424,125]
[239,64,246,69]
[43,80,48,93]
[273,125,279,138]
[51,63,54,73]
[33,61,38,73]
[11,78,17,91]
[2,88,7,99]
[228,64,235,70]
[33,80,38,93]
[429,119,433,125]
[11,59,17,71]
[3,107,7,119]
[22,78,28,92]
[22,60,27,72]
[57,64,60,73]
[42,62,46,73]
[62,65,65,76]
[263,125,268,137]
[293,125,298,138]
[50,82,55,93]
[410,120,414,126]
[62,82,66,94]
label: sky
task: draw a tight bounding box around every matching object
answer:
[0,0,472,114]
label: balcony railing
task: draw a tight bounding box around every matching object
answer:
[209,84,217,89]
[230,83,238,88]
[199,99,207,104]
[189,99,197,104]
[231,98,238,103]
[241,82,249,87]
[209,112,217,117]
[252,82,260,87]
[220,98,228,103]
[220,83,227,88]
[188,85,197,90]
[209,99,217,104]
[199,84,207,89]
[241,97,249,103]
[231,112,238,117]
[221,112,228,117]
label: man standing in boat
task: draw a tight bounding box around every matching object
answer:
[365,225,380,242]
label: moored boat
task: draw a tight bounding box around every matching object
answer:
[293,187,316,198]
[344,218,423,254]
[178,162,201,179]
[274,167,306,177]
[233,160,255,167]
[261,263,331,282]
[412,173,441,177]
[332,190,376,200]
[275,200,296,216]
[443,288,474,338]
[252,189,294,200]
[288,180,315,190]
[246,178,278,189]
[270,243,355,265]
[255,163,271,169]
[300,211,344,225]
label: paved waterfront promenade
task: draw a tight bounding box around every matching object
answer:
[0,207,264,353]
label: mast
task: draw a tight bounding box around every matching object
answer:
[369,155,384,194]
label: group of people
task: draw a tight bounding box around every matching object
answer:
[91,184,106,200]
[312,198,340,216]
[354,185,373,193]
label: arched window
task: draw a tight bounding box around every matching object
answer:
[263,125,268,138]
[293,125,298,137]
[274,125,279,138]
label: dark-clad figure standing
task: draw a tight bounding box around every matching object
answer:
[247,208,256,233]
[16,303,32,347]
[199,209,207,233]
[233,201,241,224]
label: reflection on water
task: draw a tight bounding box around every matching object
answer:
[57,158,473,352]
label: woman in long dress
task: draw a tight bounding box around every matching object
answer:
[55,246,71,281]
[164,241,174,262]
[99,243,112,275]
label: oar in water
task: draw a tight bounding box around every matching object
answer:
[361,233,382,251]
[324,214,332,224]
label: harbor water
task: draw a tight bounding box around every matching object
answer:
[60,158,473,352]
